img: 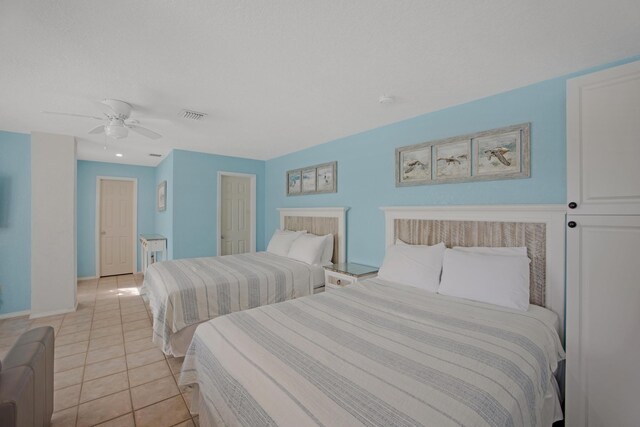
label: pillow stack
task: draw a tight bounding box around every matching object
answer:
[377,241,531,311]
[266,229,334,266]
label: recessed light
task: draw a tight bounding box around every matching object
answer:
[115,153,123,157]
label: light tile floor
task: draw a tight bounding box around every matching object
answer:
[0,274,198,427]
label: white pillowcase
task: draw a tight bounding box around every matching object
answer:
[288,233,328,265]
[438,249,531,311]
[266,229,305,257]
[320,234,334,265]
[453,246,527,257]
[377,242,445,292]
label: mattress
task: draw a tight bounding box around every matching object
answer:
[180,278,565,427]
[142,252,320,356]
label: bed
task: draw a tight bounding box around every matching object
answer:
[179,205,567,426]
[142,207,347,356]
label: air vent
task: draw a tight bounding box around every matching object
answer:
[149,153,162,157]
[179,109,207,121]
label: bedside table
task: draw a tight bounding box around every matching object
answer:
[323,263,379,290]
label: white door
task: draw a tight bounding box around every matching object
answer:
[100,179,134,276]
[220,175,251,255]
[565,215,640,427]
[567,60,640,215]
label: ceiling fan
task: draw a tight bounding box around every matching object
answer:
[43,99,162,140]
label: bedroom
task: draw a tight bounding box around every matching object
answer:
[0,1,639,426]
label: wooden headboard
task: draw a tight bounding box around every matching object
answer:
[381,205,566,337]
[278,207,348,264]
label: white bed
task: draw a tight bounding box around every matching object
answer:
[179,205,567,426]
[142,207,347,356]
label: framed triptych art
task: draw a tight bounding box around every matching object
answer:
[287,161,337,196]
[395,123,530,186]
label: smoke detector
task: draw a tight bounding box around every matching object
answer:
[179,109,207,120]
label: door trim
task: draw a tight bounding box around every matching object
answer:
[216,172,256,255]
[95,176,138,277]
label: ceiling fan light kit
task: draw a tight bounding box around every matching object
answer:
[42,98,162,140]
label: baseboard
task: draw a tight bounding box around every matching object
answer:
[78,276,98,281]
[29,304,77,319]
[0,310,31,320]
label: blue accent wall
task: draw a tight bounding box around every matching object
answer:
[77,160,156,277]
[265,56,640,267]
[0,131,31,315]
[154,152,174,259]
[171,149,265,259]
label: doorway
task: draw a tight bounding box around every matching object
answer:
[217,172,256,255]
[96,177,137,277]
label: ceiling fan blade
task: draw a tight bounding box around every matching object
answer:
[88,125,105,135]
[126,124,162,139]
[42,111,104,121]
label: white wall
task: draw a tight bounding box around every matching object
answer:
[30,132,77,317]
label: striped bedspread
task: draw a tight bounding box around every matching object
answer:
[142,252,315,355]
[180,278,565,427]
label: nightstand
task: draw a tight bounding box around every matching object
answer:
[323,263,378,290]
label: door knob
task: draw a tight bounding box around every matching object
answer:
[568,221,577,228]
[568,202,577,209]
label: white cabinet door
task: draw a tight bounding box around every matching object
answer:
[567,60,640,215]
[565,215,640,427]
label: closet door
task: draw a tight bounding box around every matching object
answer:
[565,215,640,427]
[566,60,640,215]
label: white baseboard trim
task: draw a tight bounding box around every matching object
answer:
[29,303,77,320]
[78,276,98,281]
[0,310,31,320]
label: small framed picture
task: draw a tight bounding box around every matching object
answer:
[435,139,471,181]
[474,129,523,177]
[396,145,432,186]
[301,168,317,193]
[316,162,337,193]
[157,181,167,212]
[287,170,302,195]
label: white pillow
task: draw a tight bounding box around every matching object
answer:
[453,246,527,257]
[438,249,531,311]
[288,233,327,265]
[377,242,445,292]
[266,229,305,257]
[320,234,334,265]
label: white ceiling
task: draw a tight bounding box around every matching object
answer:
[1,1,639,166]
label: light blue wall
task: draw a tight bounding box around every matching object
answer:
[172,149,266,259]
[154,151,174,259]
[0,131,31,315]
[77,160,156,277]
[265,56,640,267]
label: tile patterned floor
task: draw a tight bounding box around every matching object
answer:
[0,274,199,427]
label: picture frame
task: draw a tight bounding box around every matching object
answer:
[287,170,302,195]
[157,180,167,212]
[301,168,316,193]
[395,123,530,186]
[286,161,337,196]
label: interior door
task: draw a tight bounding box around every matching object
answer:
[220,175,251,255]
[100,179,134,276]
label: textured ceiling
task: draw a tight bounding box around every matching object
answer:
[1,1,639,166]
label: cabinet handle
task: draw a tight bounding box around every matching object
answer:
[568,202,577,209]
[568,221,577,228]
[336,279,342,285]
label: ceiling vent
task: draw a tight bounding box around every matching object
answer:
[179,109,207,121]
[149,153,162,157]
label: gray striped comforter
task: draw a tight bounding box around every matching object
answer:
[142,252,315,354]
[180,278,564,427]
